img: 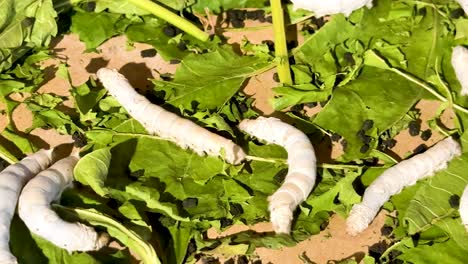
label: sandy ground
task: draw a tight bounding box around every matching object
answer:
[3,23,453,263]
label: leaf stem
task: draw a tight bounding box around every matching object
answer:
[270,0,293,85]
[55,205,161,264]
[245,155,286,163]
[126,0,209,42]
[0,144,18,164]
[390,68,468,115]
[246,155,386,170]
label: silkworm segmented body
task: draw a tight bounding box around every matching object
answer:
[97,68,246,164]
[460,184,468,231]
[18,155,108,252]
[239,117,316,233]
[0,149,54,264]
[290,0,373,17]
[451,46,468,96]
[346,137,461,236]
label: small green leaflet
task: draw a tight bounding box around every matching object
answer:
[153,46,273,111]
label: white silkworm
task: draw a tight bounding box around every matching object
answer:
[346,137,462,236]
[239,117,316,233]
[451,46,468,96]
[456,0,468,15]
[18,155,108,253]
[96,68,246,165]
[0,149,54,264]
[290,0,373,17]
[460,184,468,231]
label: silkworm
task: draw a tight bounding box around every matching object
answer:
[451,46,468,96]
[239,117,316,233]
[290,0,373,17]
[0,149,54,264]
[346,137,461,236]
[18,155,108,252]
[96,68,246,165]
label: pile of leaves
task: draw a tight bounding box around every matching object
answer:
[2,0,468,263]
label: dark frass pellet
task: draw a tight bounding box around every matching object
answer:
[356,130,366,141]
[413,144,427,154]
[177,41,187,51]
[163,25,177,37]
[220,218,233,228]
[140,49,157,58]
[331,133,342,142]
[360,144,370,153]
[224,258,235,264]
[381,226,393,236]
[361,119,374,131]
[382,139,397,149]
[272,72,280,82]
[229,203,243,216]
[287,40,298,49]
[203,257,220,264]
[344,52,355,65]
[449,194,460,208]
[246,10,265,20]
[420,129,432,141]
[182,198,198,209]
[170,59,181,64]
[237,255,249,264]
[362,135,372,144]
[239,102,248,113]
[408,120,420,136]
[72,132,87,147]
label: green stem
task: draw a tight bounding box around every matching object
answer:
[55,205,161,264]
[270,0,293,85]
[0,145,18,164]
[390,68,468,115]
[126,0,209,42]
